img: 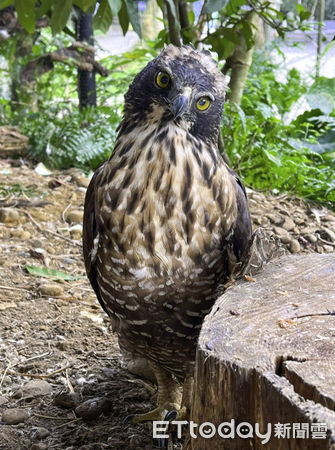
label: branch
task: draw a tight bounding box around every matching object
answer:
[21,43,108,83]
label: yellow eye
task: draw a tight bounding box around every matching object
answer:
[155,71,170,88]
[196,96,211,111]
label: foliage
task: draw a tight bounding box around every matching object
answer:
[0,41,155,171]
[222,47,335,208]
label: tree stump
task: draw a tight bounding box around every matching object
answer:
[188,253,335,449]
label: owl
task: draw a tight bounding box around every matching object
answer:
[83,45,252,422]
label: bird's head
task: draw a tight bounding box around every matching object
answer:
[124,45,227,144]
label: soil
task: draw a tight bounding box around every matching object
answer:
[0,159,334,450]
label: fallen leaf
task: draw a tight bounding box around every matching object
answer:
[26,264,85,281]
[244,275,256,282]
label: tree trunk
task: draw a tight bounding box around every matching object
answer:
[316,0,325,78]
[186,253,335,449]
[227,12,263,105]
[76,9,96,109]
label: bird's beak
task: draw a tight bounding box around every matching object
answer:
[170,94,189,119]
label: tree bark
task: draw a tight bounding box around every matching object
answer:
[187,253,335,449]
[76,9,96,109]
[227,12,263,105]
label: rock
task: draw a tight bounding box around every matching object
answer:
[2,408,30,424]
[305,233,317,244]
[72,174,90,188]
[39,283,64,297]
[31,239,44,248]
[266,214,283,226]
[281,216,295,231]
[0,207,20,224]
[30,443,48,450]
[70,224,82,239]
[10,228,31,239]
[321,227,335,243]
[54,391,81,409]
[323,245,334,253]
[289,239,301,253]
[75,397,112,420]
[21,379,52,398]
[0,396,8,406]
[31,427,50,440]
[66,210,83,224]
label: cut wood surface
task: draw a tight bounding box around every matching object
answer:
[188,253,335,450]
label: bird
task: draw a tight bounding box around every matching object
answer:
[83,44,252,423]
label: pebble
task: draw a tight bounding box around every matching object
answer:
[30,443,48,450]
[31,427,50,440]
[266,213,283,225]
[39,283,64,297]
[66,210,84,224]
[54,391,81,409]
[72,174,90,188]
[2,408,30,424]
[10,228,31,239]
[281,216,295,231]
[289,239,301,253]
[305,233,317,243]
[0,396,8,406]
[323,245,334,253]
[322,227,335,243]
[0,207,21,224]
[75,397,112,420]
[21,379,52,398]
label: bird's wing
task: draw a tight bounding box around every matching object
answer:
[229,168,252,260]
[82,164,109,315]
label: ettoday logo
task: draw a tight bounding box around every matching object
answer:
[153,420,328,443]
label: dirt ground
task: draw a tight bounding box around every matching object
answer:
[0,159,334,450]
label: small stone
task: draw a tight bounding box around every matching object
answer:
[317,245,324,253]
[266,214,283,226]
[279,235,292,244]
[323,245,334,253]
[273,226,289,239]
[129,435,143,448]
[21,379,52,398]
[289,239,301,253]
[75,397,112,420]
[72,175,90,188]
[281,217,295,231]
[31,427,50,440]
[10,228,31,239]
[54,391,81,409]
[66,210,84,224]
[39,283,64,297]
[0,396,8,406]
[2,408,30,424]
[30,443,48,450]
[46,246,56,255]
[0,207,20,224]
[305,234,317,243]
[31,239,44,248]
[321,227,335,243]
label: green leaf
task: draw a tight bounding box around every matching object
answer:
[204,0,228,14]
[124,0,141,37]
[26,264,86,281]
[108,0,121,16]
[94,0,113,33]
[0,0,13,9]
[50,0,72,34]
[222,27,240,45]
[118,0,129,35]
[14,0,36,33]
[36,0,53,18]
[73,0,96,11]
[307,77,335,114]
[241,20,254,49]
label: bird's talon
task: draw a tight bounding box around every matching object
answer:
[124,414,135,423]
[164,409,177,421]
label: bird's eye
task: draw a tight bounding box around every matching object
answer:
[155,71,170,89]
[196,96,211,111]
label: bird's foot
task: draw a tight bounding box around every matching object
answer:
[126,402,180,424]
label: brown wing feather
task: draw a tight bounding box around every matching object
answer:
[82,165,109,315]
